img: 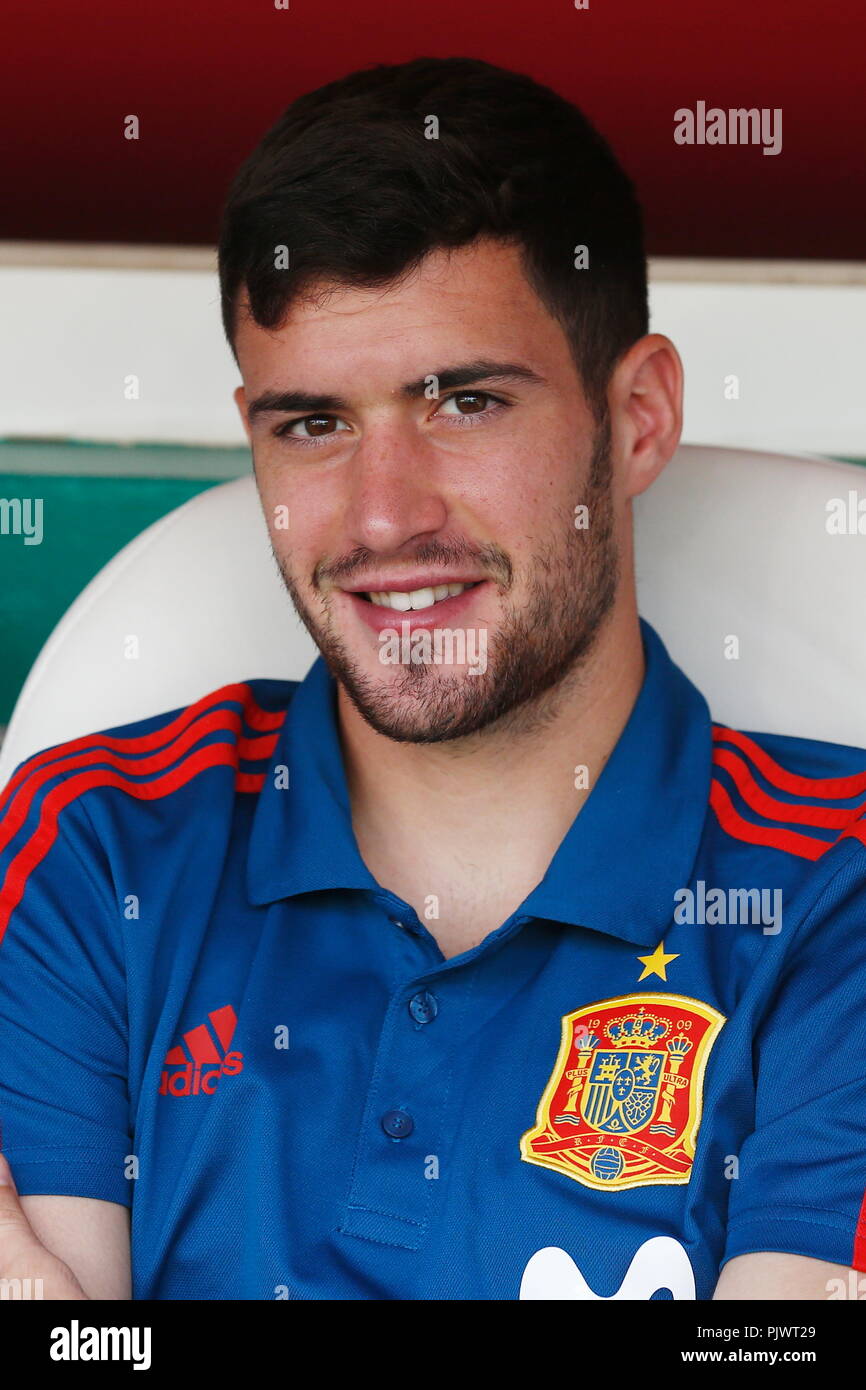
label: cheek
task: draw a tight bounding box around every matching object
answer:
[256,469,334,574]
[462,442,573,530]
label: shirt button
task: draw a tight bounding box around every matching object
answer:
[381,1108,414,1139]
[408,990,439,1025]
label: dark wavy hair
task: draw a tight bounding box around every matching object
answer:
[218,56,648,421]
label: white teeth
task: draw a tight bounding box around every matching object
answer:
[367,582,473,610]
[408,586,436,610]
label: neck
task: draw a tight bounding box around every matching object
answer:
[337,599,646,906]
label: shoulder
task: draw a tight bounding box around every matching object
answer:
[708,720,866,872]
[705,727,866,1025]
[0,676,299,890]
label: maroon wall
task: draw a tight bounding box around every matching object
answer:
[2,0,862,258]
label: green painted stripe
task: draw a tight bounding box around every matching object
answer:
[0,439,249,480]
[0,474,221,725]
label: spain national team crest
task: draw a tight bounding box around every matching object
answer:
[520,993,725,1191]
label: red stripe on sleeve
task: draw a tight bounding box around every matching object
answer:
[853,1189,866,1272]
[0,708,279,857]
[0,682,285,815]
[712,748,866,831]
[0,743,241,945]
[712,726,866,799]
[708,780,830,860]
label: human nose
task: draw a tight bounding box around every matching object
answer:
[342,423,449,553]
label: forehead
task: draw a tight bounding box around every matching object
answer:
[232,238,574,391]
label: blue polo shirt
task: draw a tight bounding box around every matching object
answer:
[1,619,866,1301]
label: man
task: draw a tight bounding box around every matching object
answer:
[1,57,865,1302]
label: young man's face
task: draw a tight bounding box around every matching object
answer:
[234,237,622,743]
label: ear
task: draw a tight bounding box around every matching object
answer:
[608,334,683,500]
[233,385,252,446]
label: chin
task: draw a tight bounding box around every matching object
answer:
[343,662,500,744]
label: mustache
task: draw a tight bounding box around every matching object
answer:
[315,538,513,591]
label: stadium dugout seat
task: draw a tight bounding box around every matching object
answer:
[1,443,865,786]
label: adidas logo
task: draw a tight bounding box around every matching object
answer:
[159,1005,244,1097]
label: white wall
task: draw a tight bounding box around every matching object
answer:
[1,245,864,457]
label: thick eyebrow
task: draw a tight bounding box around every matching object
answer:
[246,360,544,423]
[401,359,545,399]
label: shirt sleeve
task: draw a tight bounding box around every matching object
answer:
[0,756,133,1206]
[722,849,866,1272]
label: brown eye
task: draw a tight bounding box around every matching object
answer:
[453,392,489,414]
[278,414,350,441]
[302,416,336,435]
[436,390,509,425]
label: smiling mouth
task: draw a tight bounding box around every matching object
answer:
[358,581,483,611]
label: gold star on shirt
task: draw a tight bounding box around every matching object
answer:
[636,941,680,982]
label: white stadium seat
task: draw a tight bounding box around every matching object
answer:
[1,442,864,786]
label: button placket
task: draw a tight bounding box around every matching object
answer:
[337,968,475,1253]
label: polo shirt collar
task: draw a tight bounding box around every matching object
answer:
[247,619,712,947]
[247,650,377,903]
[519,620,712,945]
